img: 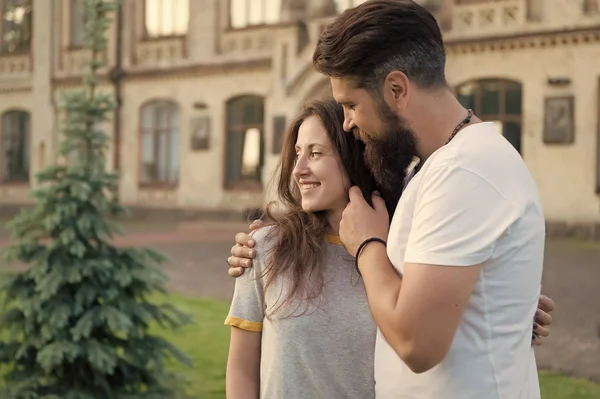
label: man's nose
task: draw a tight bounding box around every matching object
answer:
[343,111,356,132]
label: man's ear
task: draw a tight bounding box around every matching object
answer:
[383,71,410,111]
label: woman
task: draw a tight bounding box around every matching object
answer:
[224,98,396,399]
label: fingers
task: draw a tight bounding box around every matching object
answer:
[538,294,556,313]
[533,322,550,338]
[235,232,255,248]
[534,308,552,328]
[230,244,256,260]
[532,334,544,347]
[371,191,387,213]
[348,186,363,201]
[227,266,245,278]
[229,232,257,271]
[249,219,263,232]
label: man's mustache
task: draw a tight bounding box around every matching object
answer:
[352,127,375,143]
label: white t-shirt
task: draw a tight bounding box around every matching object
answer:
[377,122,544,399]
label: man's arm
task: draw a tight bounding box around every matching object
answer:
[343,165,545,373]
[357,243,480,373]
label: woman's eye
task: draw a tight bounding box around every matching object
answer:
[310,152,322,158]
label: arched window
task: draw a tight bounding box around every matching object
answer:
[225,96,264,188]
[140,100,180,185]
[456,79,523,154]
[1,110,30,182]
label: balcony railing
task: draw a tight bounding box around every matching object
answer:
[0,53,31,78]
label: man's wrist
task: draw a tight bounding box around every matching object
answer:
[355,238,387,275]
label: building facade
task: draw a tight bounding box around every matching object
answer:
[0,0,599,231]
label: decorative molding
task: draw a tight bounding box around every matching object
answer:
[51,59,271,86]
[0,85,33,94]
[0,53,32,76]
[456,0,513,4]
[446,27,600,54]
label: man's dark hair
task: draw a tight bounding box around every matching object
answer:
[313,0,447,92]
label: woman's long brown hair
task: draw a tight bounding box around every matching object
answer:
[260,98,401,319]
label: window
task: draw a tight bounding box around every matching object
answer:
[230,0,281,29]
[334,0,367,13]
[1,0,32,53]
[225,96,264,188]
[145,0,189,37]
[456,79,523,154]
[140,101,180,185]
[70,0,86,47]
[583,0,598,13]
[1,110,29,182]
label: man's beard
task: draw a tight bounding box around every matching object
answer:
[359,102,418,202]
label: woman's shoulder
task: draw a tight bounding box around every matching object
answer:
[249,224,278,252]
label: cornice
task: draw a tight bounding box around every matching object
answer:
[445,26,600,54]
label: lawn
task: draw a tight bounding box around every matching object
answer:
[167,295,600,399]
[0,292,599,398]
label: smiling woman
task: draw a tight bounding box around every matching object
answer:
[223,98,400,399]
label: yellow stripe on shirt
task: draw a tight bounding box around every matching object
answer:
[324,235,344,246]
[224,316,263,332]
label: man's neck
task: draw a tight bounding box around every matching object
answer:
[409,90,482,162]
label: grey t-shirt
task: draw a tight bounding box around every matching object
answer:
[225,226,377,399]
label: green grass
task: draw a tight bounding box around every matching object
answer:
[539,371,600,399]
[161,296,600,399]
[153,294,231,399]
[1,293,599,398]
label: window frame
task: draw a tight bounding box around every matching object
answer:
[228,0,282,30]
[224,95,265,190]
[143,0,189,39]
[0,109,30,184]
[139,100,180,187]
[69,0,86,48]
[455,78,523,154]
[0,0,33,55]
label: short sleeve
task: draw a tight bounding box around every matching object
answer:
[404,166,521,267]
[224,227,273,332]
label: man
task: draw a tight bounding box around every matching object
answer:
[227,0,555,397]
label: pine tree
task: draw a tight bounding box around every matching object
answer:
[0,1,191,398]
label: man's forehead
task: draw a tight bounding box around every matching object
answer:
[330,77,355,102]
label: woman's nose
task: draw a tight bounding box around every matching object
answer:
[293,155,309,178]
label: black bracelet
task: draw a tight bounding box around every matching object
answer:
[354,237,387,277]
